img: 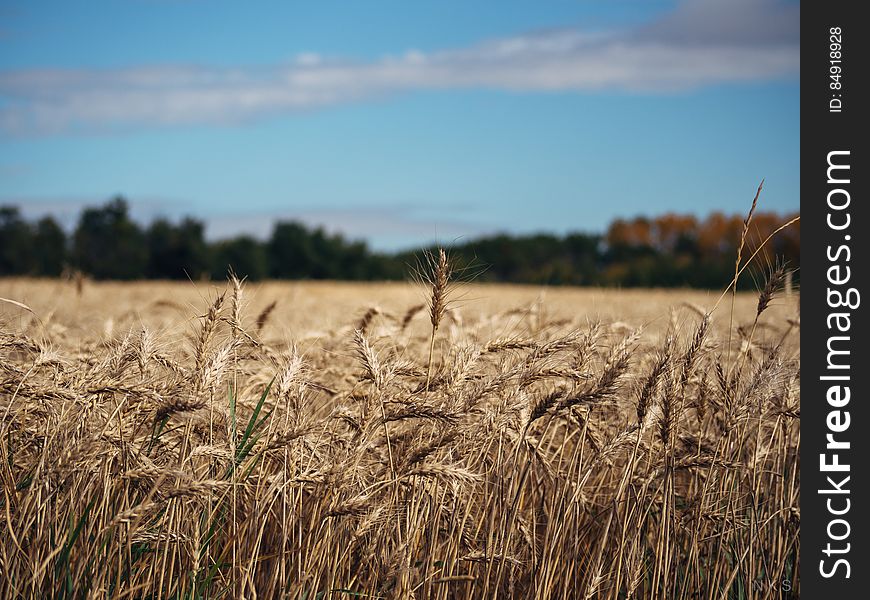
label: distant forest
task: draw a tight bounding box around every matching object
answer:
[1,197,799,288]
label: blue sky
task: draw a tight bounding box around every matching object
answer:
[0,0,799,250]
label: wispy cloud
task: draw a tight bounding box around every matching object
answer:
[205,206,489,250]
[0,0,798,135]
[11,196,176,230]
[9,196,487,250]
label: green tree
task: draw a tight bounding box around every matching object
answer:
[268,221,375,280]
[0,206,35,275]
[146,217,210,279]
[73,197,147,279]
[564,233,602,285]
[268,221,316,279]
[338,239,374,280]
[211,236,267,281]
[33,216,67,276]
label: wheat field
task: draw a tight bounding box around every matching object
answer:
[0,272,799,599]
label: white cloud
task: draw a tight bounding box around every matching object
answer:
[7,197,487,250]
[0,0,798,135]
[204,205,490,249]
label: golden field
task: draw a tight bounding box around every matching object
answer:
[0,276,799,599]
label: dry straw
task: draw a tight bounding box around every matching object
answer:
[0,213,800,598]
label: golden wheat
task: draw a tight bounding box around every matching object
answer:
[0,274,799,599]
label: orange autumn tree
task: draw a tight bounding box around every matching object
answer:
[602,211,799,288]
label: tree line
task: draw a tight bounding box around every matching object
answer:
[1,197,799,288]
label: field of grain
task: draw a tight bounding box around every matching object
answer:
[0,273,799,599]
